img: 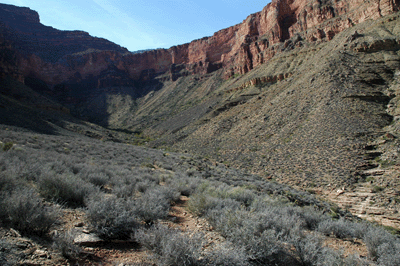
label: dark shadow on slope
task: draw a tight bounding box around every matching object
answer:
[0,95,58,134]
[0,77,62,134]
[79,86,139,126]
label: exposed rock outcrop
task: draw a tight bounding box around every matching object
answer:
[1,0,399,92]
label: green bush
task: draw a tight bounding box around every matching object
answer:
[371,185,384,193]
[2,142,14,152]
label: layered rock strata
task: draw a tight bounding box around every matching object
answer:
[1,0,399,90]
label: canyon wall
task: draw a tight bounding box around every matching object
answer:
[1,0,399,88]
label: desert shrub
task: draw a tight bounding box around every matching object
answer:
[38,172,97,207]
[253,206,305,238]
[0,149,29,180]
[188,193,217,216]
[76,164,111,187]
[241,205,306,236]
[52,230,82,261]
[113,181,138,198]
[371,186,384,193]
[287,223,368,266]
[136,224,204,266]
[259,181,332,211]
[207,208,295,265]
[135,177,159,193]
[193,182,257,208]
[298,206,329,230]
[86,195,138,240]
[363,226,396,260]
[343,255,371,266]
[188,194,241,217]
[251,200,328,232]
[245,229,289,265]
[2,142,14,151]
[203,242,250,266]
[249,194,287,210]
[187,181,254,217]
[85,172,110,187]
[207,208,251,239]
[167,176,199,196]
[376,242,400,266]
[225,186,256,207]
[47,159,73,175]
[0,188,60,236]
[134,187,173,224]
[108,167,136,183]
[111,172,142,198]
[317,218,357,239]
[0,239,19,266]
[350,221,371,240]
[0,174,19,193]
[157,186,181,203]
[318,249,347,266]
[289,232,328,266]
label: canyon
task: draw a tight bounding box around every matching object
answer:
[2,0,400,231]
[1,0,399,87]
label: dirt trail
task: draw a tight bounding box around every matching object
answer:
[2,195,372,265]
[78,196,223,265]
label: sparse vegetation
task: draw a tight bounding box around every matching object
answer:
[52,230,83,260]
[136,224,204,266]
[2,141,13,151]
[86,195,139,240]
[185,179,391,266]
[371,185,384,193]
[0,239,20,266]
[0,126,399,265]
[0,188,60,236]
[38,173,98,207]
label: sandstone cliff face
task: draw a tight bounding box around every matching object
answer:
[2,0,399,90]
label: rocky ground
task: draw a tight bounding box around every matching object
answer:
[1,195,372,266]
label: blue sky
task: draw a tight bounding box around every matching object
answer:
[1,0,270,51]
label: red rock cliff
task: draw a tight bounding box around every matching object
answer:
[1,0,400,87]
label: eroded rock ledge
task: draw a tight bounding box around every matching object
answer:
[1,0,399,91]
